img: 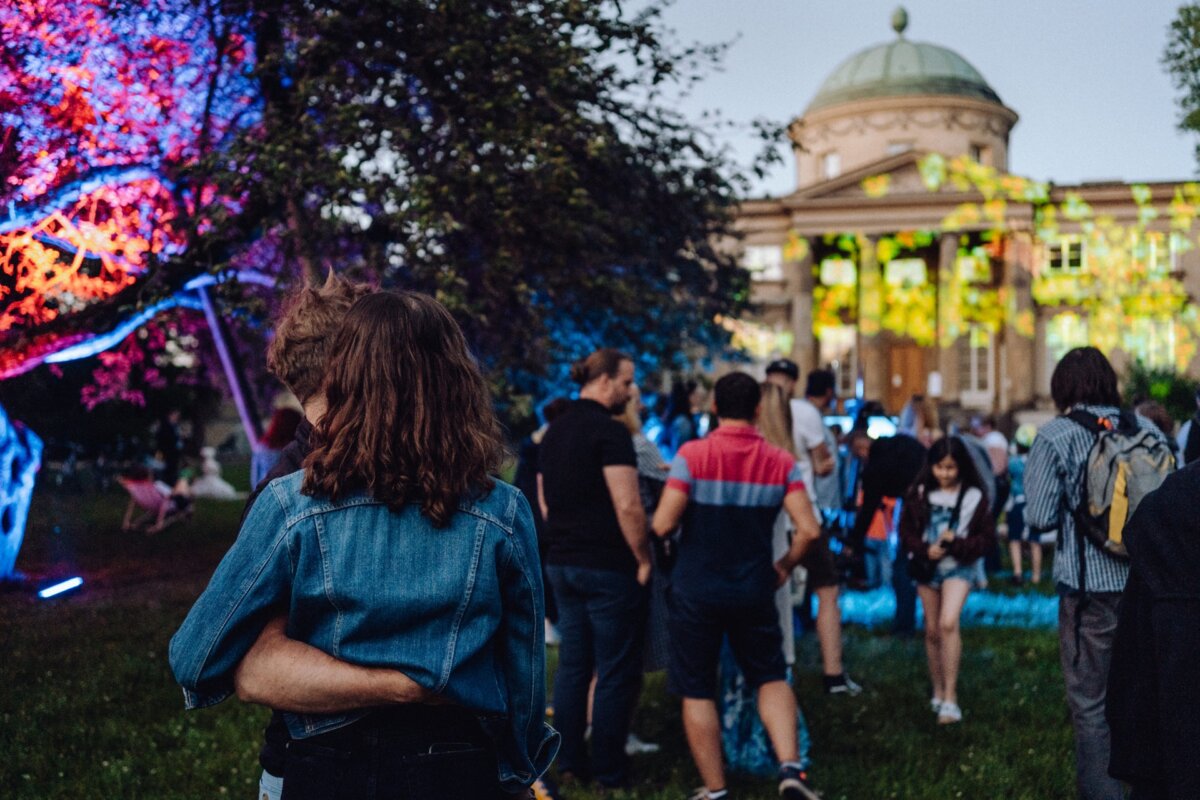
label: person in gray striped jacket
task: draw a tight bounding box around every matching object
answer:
[1025,346,1165,800]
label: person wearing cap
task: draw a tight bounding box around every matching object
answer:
[764,358,800,397]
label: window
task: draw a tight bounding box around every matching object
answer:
[956,251,992,284]
[959,325,994,408]
[968,143,991,166]
[1046,237,1085,272]
[1046,312,1089,369]
[819,257,856,286]
[821,151,841,180]
[886,140,914,156]
[742,245,784,282]
[1125,317,1176,370]
[819,325,858,398]
[884,258,927,287]
[1132,231,1176,276]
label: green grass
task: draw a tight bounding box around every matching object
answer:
[1,485,1076,799]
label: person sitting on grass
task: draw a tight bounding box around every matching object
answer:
[899,436,995,725]
[117,464,192,534]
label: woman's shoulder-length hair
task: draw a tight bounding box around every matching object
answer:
[302,290,507,527]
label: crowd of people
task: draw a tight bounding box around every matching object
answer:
[165,273,1199,800]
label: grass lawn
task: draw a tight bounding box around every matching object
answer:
[1,482,1076,800]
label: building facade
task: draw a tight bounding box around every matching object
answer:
[734,8,1200,415]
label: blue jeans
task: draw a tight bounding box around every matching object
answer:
[892,550,917,634]
[863,539,891,589]
[259,770,282,800]
[546,565,648,788]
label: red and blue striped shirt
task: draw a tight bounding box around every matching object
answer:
[668,424,805,602]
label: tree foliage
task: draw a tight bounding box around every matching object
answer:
[1165,4,1200,168]
[1,0,753,417]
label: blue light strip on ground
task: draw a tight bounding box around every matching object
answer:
[37,577,83,599]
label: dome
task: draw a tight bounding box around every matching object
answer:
[806,8,1003,114]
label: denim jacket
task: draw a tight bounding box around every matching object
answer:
[168,471,559,791]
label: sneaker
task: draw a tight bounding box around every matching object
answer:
[625,732,661,755]
[937,701,963,725]
[686,789,730,800]
[823,673,863,696]
[778,765,822,800]
[930,697,944,714]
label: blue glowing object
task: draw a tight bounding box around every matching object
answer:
[43,295,203,365]
[823,586,1059,630]
[37,576,83,599]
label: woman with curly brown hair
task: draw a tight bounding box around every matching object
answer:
[171,291,558,799]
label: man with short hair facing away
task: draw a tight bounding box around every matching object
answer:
[653,372,823,800]
[537,348,652,791]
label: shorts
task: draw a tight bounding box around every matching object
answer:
[799,535,839,590]
[666,590,786,699]
[1006,503,1034,543]
[926,557,985,590]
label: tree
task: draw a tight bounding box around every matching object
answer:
[1165,4,1200,167]
[0,0,753,419]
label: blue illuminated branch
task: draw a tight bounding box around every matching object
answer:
[41,269,272,366]
[0,166,170,235]
[43,294,204,365]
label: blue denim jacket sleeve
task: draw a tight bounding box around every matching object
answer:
[168,484,293,709]
[490,490,560,790]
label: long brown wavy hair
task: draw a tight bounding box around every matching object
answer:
[301,291,507,527]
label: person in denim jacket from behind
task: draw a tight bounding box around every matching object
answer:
[170,291,558,799]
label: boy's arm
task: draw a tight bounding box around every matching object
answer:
[233,616,436,713]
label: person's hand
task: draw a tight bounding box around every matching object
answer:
[636,559,652,587]
[773,558,794,589]
[927,543,946,560]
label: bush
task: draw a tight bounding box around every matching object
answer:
[1123,361,1199,422]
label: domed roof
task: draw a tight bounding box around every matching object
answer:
[807,8,1003,114]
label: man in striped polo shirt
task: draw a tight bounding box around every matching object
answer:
[1026,347,1165,800]
[653,372,823,800]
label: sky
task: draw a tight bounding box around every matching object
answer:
[648,0,1200,197]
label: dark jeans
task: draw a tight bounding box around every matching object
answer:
[280,706,523,800]
[1059,591,1125,800]
[546,564,648,788]
[892,551,917,635]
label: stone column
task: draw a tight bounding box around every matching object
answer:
[788,240,816,375]
[857,236,888,404]
[1006,232,1038,409]
[936,232,960,402]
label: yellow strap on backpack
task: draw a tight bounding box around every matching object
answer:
[1109,461,1129,550]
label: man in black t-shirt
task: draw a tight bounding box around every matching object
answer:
[538,348,651,791]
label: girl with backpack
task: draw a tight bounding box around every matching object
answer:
[899,436,995,725]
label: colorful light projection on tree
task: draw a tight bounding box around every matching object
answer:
[0,2,261,580]
[787,153,1200,372]
[0,0,258,379]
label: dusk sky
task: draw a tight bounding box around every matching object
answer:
[649,0,1199,197]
